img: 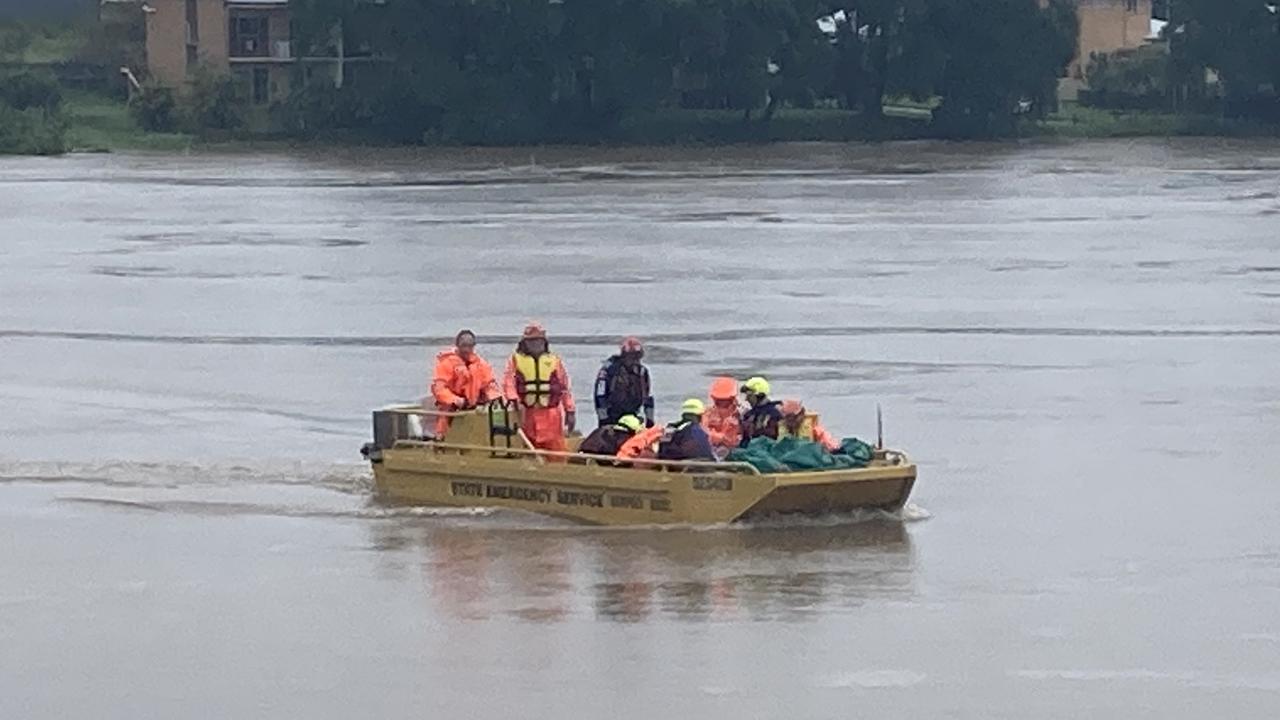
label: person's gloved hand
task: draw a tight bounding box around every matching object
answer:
[565,411,577,434]
[453,398,469,410]
[645,418,655,429]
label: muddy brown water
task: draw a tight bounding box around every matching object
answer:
[2,139,1279,718]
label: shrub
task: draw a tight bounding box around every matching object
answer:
[180,67,242,133]
[0,23,33,60]
[129,82,177,132]
[0,69,63,112]
[0,102,67,155]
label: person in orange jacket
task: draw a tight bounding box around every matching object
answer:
[429,329,500,438]
[701,376,742,458]
[777,399,840,452]
[503,323,576,453]
[616,424,665,462]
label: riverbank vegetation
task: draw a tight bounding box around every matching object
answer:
[3,0,1279,154]
[284,0,1080,144]
[1079,2,1280,125]
[0,69,66,154]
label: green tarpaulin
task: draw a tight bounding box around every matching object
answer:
[726,436,875,474]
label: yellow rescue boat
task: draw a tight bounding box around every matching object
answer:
[361,403,917,526]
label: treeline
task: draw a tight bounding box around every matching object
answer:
[285,0,1080,143]
[0,8,145,154]
[1086,0,1280,121]
[0,70,65,154]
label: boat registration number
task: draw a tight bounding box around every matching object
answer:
[691,475,734,492]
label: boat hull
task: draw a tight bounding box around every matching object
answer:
[364,405,917,526]
[372,444,916,526]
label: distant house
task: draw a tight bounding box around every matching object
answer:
[143,0,296,108]
[1053,0,1156,101]
[1070,0,1155,79]
[139,0,374,113]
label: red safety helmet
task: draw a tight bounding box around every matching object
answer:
[620,336,644,355]
[780,399,805,418]
[522,323,548,341]
[709,377,738,402]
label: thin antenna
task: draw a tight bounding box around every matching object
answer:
[876,403,884,450]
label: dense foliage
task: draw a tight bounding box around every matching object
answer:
[1169,0,1280,120]
[287,0,1082,142]
[1083,1,1280,121]
[0,69,66,154]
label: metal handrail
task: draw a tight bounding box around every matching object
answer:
[380,402,904,472]
[389,403,491,419]
[392,438,763,476]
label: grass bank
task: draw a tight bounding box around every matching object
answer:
[613,107,932,144]
[1039,104,1280,139]
[63,91,192,152]
[20,93,1280,156]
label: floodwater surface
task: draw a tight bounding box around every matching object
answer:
[2,140,1279,718]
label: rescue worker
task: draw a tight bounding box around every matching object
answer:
[594,336,656,428]
[657,399,717,462]
[616,423,665,462]
[777,399,840,452]
[701,376,742,458]
[739,376,783,446]
[579,414,643,457]
[503,323,576,453]
[429,329,500,437]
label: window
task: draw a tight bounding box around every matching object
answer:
[185,45,198,72]
[252,67,270,105]
[185,0,199,43]
[1125,0,1138,11]
[230,14,270,57]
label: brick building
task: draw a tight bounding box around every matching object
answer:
[144,0,296,109]
[1069,0,1155,79]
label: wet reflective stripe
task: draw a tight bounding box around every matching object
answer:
[513,352,559,408]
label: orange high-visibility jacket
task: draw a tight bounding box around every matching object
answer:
[616,426,665,460]
[701,405,742,452]
[431,348,499,409]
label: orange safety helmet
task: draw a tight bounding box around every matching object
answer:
[620,336,644,355]
[709,377,738,402]
[521,323,548,340]
[780,399,805,418]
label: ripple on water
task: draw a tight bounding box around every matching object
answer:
[580,276,658,285]
[989,261,1071,273]
[1219,265,1280,276]
[816,670,928,689]
[92,266,288,281]
[6,325,1280,349]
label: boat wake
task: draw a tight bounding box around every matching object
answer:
[2,459,928,529]
[0,459,371,494]
[54,495,495,521]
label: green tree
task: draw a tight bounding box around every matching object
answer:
[827,1,906,116]
[925,0,1076,137]
[1171,0,1280,118]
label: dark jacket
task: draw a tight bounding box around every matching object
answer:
[740,400,783,447]
[594,356,655,427]
[578,424,634,457]
[658,420,717,462]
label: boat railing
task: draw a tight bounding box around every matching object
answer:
[372,404,761,476]
[369,403,908,474]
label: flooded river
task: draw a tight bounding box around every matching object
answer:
[2,139,1279,718]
